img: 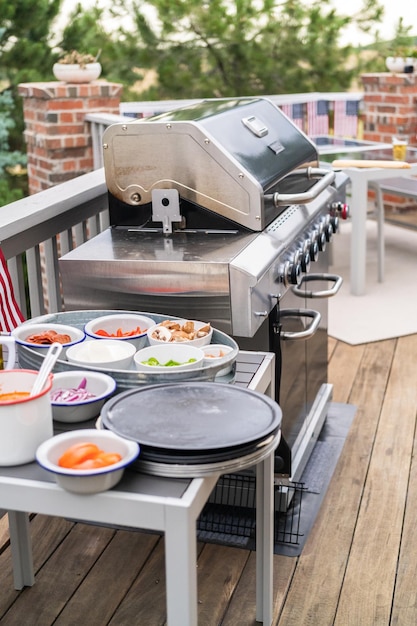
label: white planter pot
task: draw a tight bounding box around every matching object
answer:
[53,62,102,83]
[385,57,406,73]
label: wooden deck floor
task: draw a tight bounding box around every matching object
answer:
[1,334,417,625]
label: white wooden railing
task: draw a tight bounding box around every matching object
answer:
[0,169,109,319]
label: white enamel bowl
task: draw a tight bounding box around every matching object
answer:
[84,313,155,349]
[147,319,213,348]
[50,370,117,423]
[66,339,136,370]
[12,323,85,358]
[202,344,234,376]
[36,429,140,494]
[134,343,205,373]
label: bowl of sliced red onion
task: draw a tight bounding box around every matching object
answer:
[50,370,117,423]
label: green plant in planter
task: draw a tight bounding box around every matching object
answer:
[53,49,103,83]
[56,50,101,68]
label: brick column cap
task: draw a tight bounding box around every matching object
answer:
[18,81,123,100]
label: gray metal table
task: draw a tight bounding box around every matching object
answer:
[0,351,277,626]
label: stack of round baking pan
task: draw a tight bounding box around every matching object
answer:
[100,382,282,477]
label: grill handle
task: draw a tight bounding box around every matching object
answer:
[266,167,336,207]
[279,308,321,341]
[291,273,343,298]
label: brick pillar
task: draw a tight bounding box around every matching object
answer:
[361,72,417,218]
[361,73,417,146]
[18,81,123,194]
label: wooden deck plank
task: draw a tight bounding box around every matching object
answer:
[107,537,168,625]
[334,335,417,625]
[0,513,10,546]
[391,402,417,625]
[0,515,74,620]
[196,544,250,625]
[328,339,366,404]
[221,552,296,625]
[54,527,160,625]
[0,522,116,624]
[276,339,396,625]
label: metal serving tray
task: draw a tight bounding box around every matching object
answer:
[17,310,239,394]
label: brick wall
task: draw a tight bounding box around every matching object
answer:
[361,73,417,146]
[361,72,417,217]
[18,81,123,194]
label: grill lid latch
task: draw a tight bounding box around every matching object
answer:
[151,189,181,234]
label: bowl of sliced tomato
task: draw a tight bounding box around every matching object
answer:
[36,429,139,493]
[84,313,156,349]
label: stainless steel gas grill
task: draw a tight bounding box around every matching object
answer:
[59,97,349,487]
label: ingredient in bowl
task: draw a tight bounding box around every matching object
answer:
[51,377,96,403]
[58,442,122,469]
[0,391,30,402]
[94,326,144,338]
[205,349,226,358]
[25,329,72,345]
[153,320,211,343]
[141,357,197,367]
[69,341,129,364]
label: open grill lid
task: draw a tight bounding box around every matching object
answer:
[103,97,322,231]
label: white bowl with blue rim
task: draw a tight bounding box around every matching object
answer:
[50,370,117,423]
[36,429,139,494]
[84,313,155,349]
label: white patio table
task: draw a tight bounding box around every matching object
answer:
[316,138,417,296]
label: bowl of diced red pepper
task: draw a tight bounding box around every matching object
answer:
[84,313,156,349]
[36,429,140,493]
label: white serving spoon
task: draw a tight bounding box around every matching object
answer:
[30,342,63,397]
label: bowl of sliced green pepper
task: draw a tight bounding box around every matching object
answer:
[133,344,205,373]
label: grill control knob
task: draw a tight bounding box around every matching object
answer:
[309,238,319,262]
[301,240,311,272]
[331,201,349,220]
[301,250,311,273]
[330,215,339,233]
[320,215,333,242]
[282,252,302,286]
[316,224,327,251]
[325,224,333,242]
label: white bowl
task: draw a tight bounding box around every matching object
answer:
[147,319,213,348]
[66,339,136,370]
[202,344,234,376]
[36,429,140,494]
[84,313,155,349]
[134,343,205,373]
[50,370,117,423]
[12,323,85,358]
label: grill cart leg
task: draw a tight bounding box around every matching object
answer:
[8,511,35,589]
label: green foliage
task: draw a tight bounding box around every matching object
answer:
[0,0,60,204]
[56,3,142,89]
[110,0,385,98]
[0,0,406,206]
[0,91,27,207]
